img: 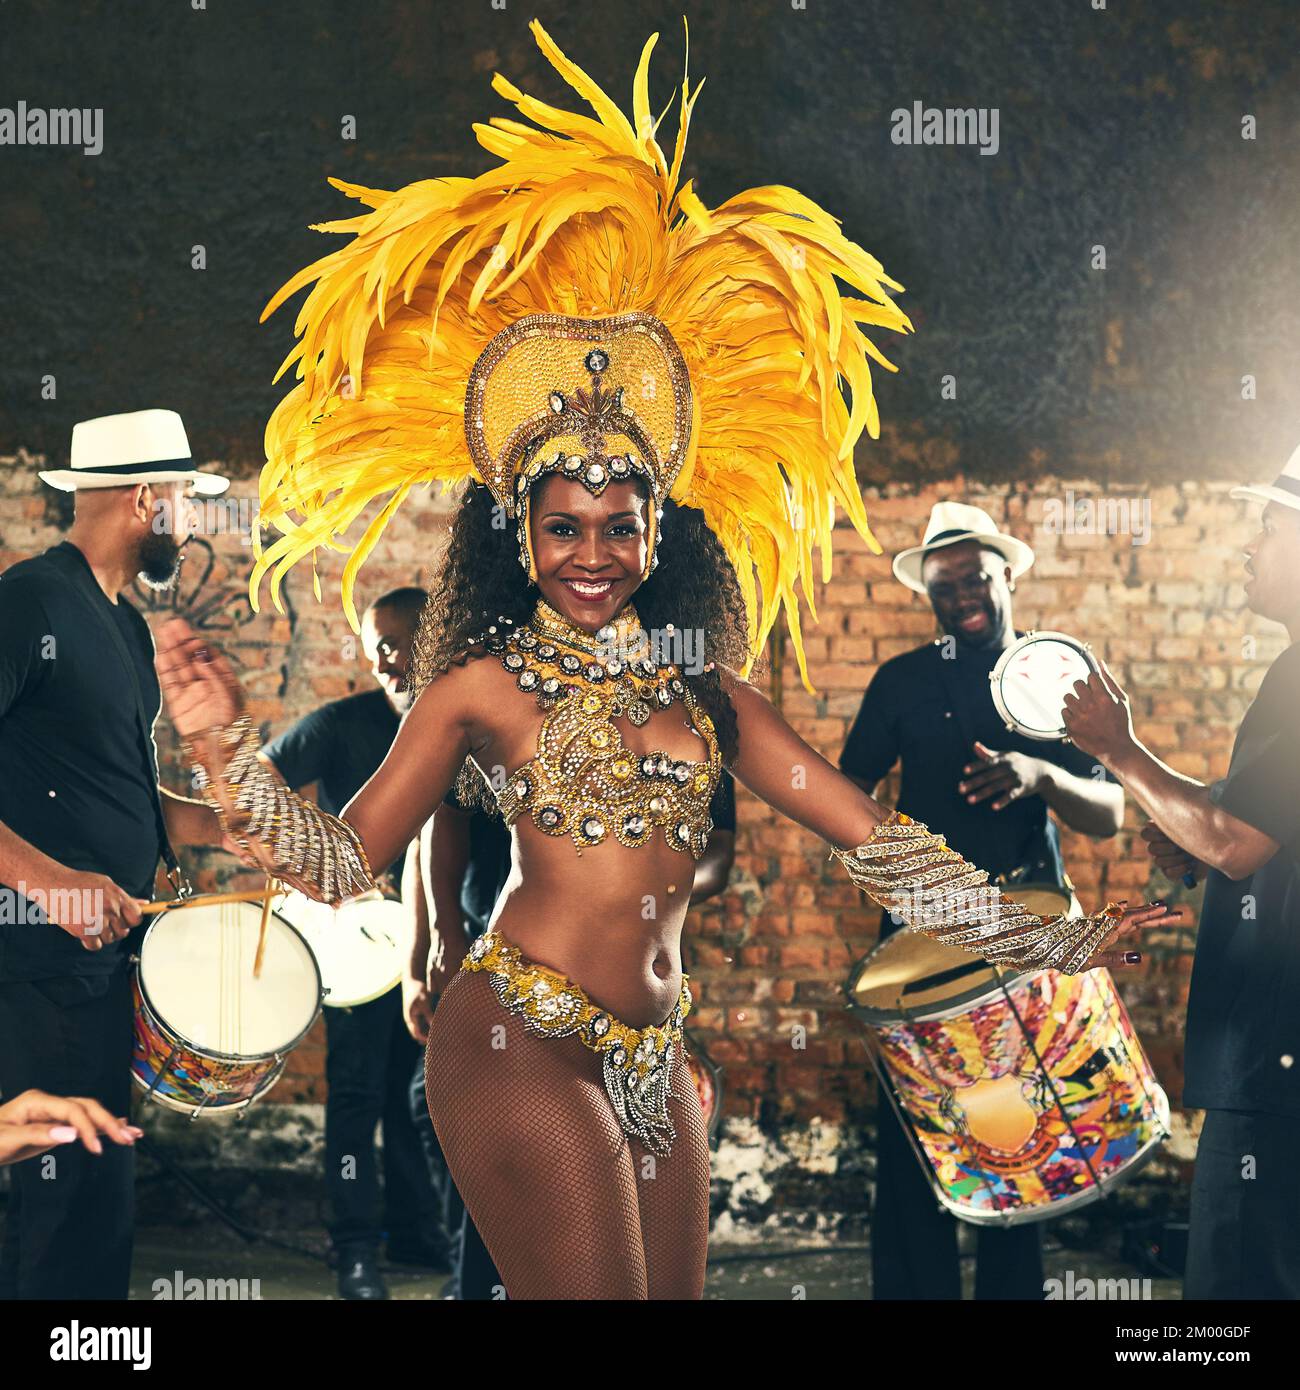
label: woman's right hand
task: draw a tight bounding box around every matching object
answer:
[155,617,246,740]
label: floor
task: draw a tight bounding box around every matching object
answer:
[129,1226,1182,1300]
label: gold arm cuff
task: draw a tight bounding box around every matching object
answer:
[832,811,1123,976]
[185,715,376,907]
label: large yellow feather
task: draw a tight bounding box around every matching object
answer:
[253,18,912,691]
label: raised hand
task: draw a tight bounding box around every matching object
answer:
[1062,658,1136,763]
[155,617,245,740]
[1078,900,1189,972]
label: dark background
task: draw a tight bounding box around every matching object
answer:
[2,0,1298,484]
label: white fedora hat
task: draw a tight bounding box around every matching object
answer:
[38,409,229,496]
[1230,440,1300,515]
[892,501,1035,595]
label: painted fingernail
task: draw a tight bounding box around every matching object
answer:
[48,1126,78,1143]
[1124,952,1142,964]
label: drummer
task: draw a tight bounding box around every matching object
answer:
[0,411,232,1300]
[839,500,1126,1301]
[259,585,443,1300]
[1063,450,1300,1300]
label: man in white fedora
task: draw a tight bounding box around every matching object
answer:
[840,500,1126,1301]
[0,409,234,1299]
[1065,445,1300,1299]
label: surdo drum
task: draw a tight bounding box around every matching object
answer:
[847,930,1169,1225]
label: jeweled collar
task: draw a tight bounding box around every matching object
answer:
[529,597,645,661]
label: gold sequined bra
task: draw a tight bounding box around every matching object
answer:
[467,600,722,858]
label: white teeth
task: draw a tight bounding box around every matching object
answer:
[566,580,612,595]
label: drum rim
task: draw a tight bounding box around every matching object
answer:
[988,629,1096,741]
[280,890,406,1008]
[136,905,323,1063]
[845,937,1032,1023]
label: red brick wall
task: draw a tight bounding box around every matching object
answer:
[2,456,1281,1123]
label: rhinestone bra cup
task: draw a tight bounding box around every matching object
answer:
[469,601,722,858]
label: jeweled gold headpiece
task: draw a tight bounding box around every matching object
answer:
[466,311,692,581]
[252,20,912,689]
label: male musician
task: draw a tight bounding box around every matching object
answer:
[840,501,1126,1301]
[403,771,738,1299]
[1064,450,1300,1299]
[0,409,231,1300]
[260,585,443,1301]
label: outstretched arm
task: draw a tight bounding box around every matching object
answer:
[722,669,1177,973]
[155,618,480,905]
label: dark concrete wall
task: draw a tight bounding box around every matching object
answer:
[3,0,1298,483]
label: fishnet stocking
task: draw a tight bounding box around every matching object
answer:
[425,968,710,1300]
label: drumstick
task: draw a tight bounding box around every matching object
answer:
[141,889,278,914]
[253,876,277,979]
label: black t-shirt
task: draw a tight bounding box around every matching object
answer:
[0,542,163,981]
[261,688,405,886]
[840,638,1114,936]
[445,768,739,934]
[1183,641,1300,1118]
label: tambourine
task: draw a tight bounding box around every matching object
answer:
[988,630,1097,742]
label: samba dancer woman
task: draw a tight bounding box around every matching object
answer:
[155,24,1172,1299]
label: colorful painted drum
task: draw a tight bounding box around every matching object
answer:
[685,1030,723,1144]
[847,930,1169,1225]
[131,899,323,1117]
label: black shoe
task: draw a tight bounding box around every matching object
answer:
[337,1249,389,1301]
[385,1234,450,1270]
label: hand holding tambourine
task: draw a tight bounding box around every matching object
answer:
[1061,658,1137,764]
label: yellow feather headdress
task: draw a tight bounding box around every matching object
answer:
[253,19,912,689]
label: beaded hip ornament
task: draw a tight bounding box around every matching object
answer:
[463,930,690,1156]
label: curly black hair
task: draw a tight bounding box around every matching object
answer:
[410,480,753,810]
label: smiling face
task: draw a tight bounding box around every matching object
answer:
[922,540,1015,650]
[529,473,649,632]
[1243,502,1300,630]
[361,602,420,712]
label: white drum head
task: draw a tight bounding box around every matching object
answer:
[989,631,1095,740]
[275,892,405,1008]
[140,902,322,1058]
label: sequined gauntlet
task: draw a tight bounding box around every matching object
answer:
[186,715,375,907]
[832,812,1124,975]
